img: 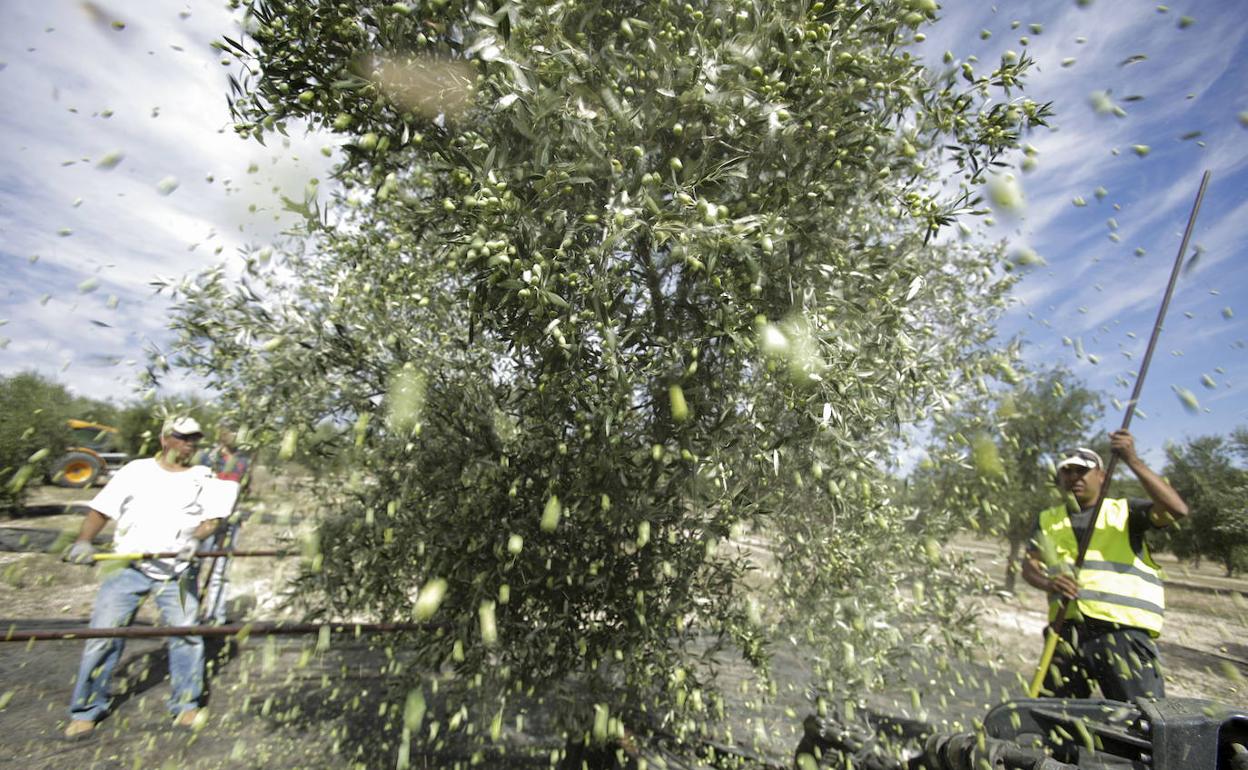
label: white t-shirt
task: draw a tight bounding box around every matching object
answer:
[91,458,239,579]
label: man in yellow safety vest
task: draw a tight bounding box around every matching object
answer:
[1021,430,1188,701]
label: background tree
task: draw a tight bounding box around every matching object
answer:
[163,0,1048,750]
[113,396,224,457]
[114,402,166,458]
[0,372,122,507]
[1163,432,1248,577]
[911,366,1102,591]
[1,372,77,507]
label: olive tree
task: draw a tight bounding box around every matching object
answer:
[0,372,76,507]
[0,372,120,507]
[163,0,1047,753]
[1163,433,1248,577]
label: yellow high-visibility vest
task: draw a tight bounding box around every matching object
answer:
[1038,498,1165,637]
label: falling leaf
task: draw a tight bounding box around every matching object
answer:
[1173,386,1200,414]
[971,433,1005,479]
[278,427,298,460]
[987,173,1025,213]
[386,366,427,433]
[1088,90,1119,116]
[96,149,124,170]
[669,384,689,423]
[156,176,180,195]
[540,495,562,532]
[413,578,447,619]
[1010,247,1045,268]
[1217,660,1244,685]
[478,600,498,646]
[758,322,788,355]
[403,688,426,730]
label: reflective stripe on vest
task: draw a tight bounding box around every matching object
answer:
[1038,498,1165,636]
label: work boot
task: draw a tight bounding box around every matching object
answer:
[173,708,201,728]
[64,720,96,741]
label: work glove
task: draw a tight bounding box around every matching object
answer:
[63,540,96,565]
[175,540,201,565]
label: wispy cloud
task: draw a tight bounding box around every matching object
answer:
[1,0,1245,463]
[921,0,1248,458]
[0,1,335,400]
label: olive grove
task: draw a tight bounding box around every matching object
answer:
[160,0,1049,752]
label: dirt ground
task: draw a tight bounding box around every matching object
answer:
[2,486,1245,769]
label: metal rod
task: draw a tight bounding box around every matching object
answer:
[1028,169,1211,696]
[197,495,243,623]
[3,621,436,642]
[92,550,291,560]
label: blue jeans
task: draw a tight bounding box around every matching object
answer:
[69,566,204,722]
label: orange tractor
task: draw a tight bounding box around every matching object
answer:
[48,419,129,488]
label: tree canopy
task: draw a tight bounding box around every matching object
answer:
[163,0,1049,747]
[1,372,81,506]
[1163,431,1248,577]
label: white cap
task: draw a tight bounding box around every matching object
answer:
[1057,447,1103,471]
[163,416,203,438]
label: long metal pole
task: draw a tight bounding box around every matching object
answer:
[1028,169,1211,697]
[3,621,437,642]
[92,549,290,560]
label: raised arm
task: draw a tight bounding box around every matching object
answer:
[1110,429,1189,525]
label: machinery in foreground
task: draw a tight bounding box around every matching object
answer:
[797,696,1248,770]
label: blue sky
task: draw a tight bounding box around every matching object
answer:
[1,1,1245,468]
[917,0,1248,465]
[0,1,334,399]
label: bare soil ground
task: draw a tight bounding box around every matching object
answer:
[1,487,1244,769]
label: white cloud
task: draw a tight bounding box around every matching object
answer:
[0,1,336,401]
[2,0,1245,458]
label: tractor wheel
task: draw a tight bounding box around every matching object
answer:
[50,452,102,488]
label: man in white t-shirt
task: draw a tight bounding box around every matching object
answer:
[61,416,237,740]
